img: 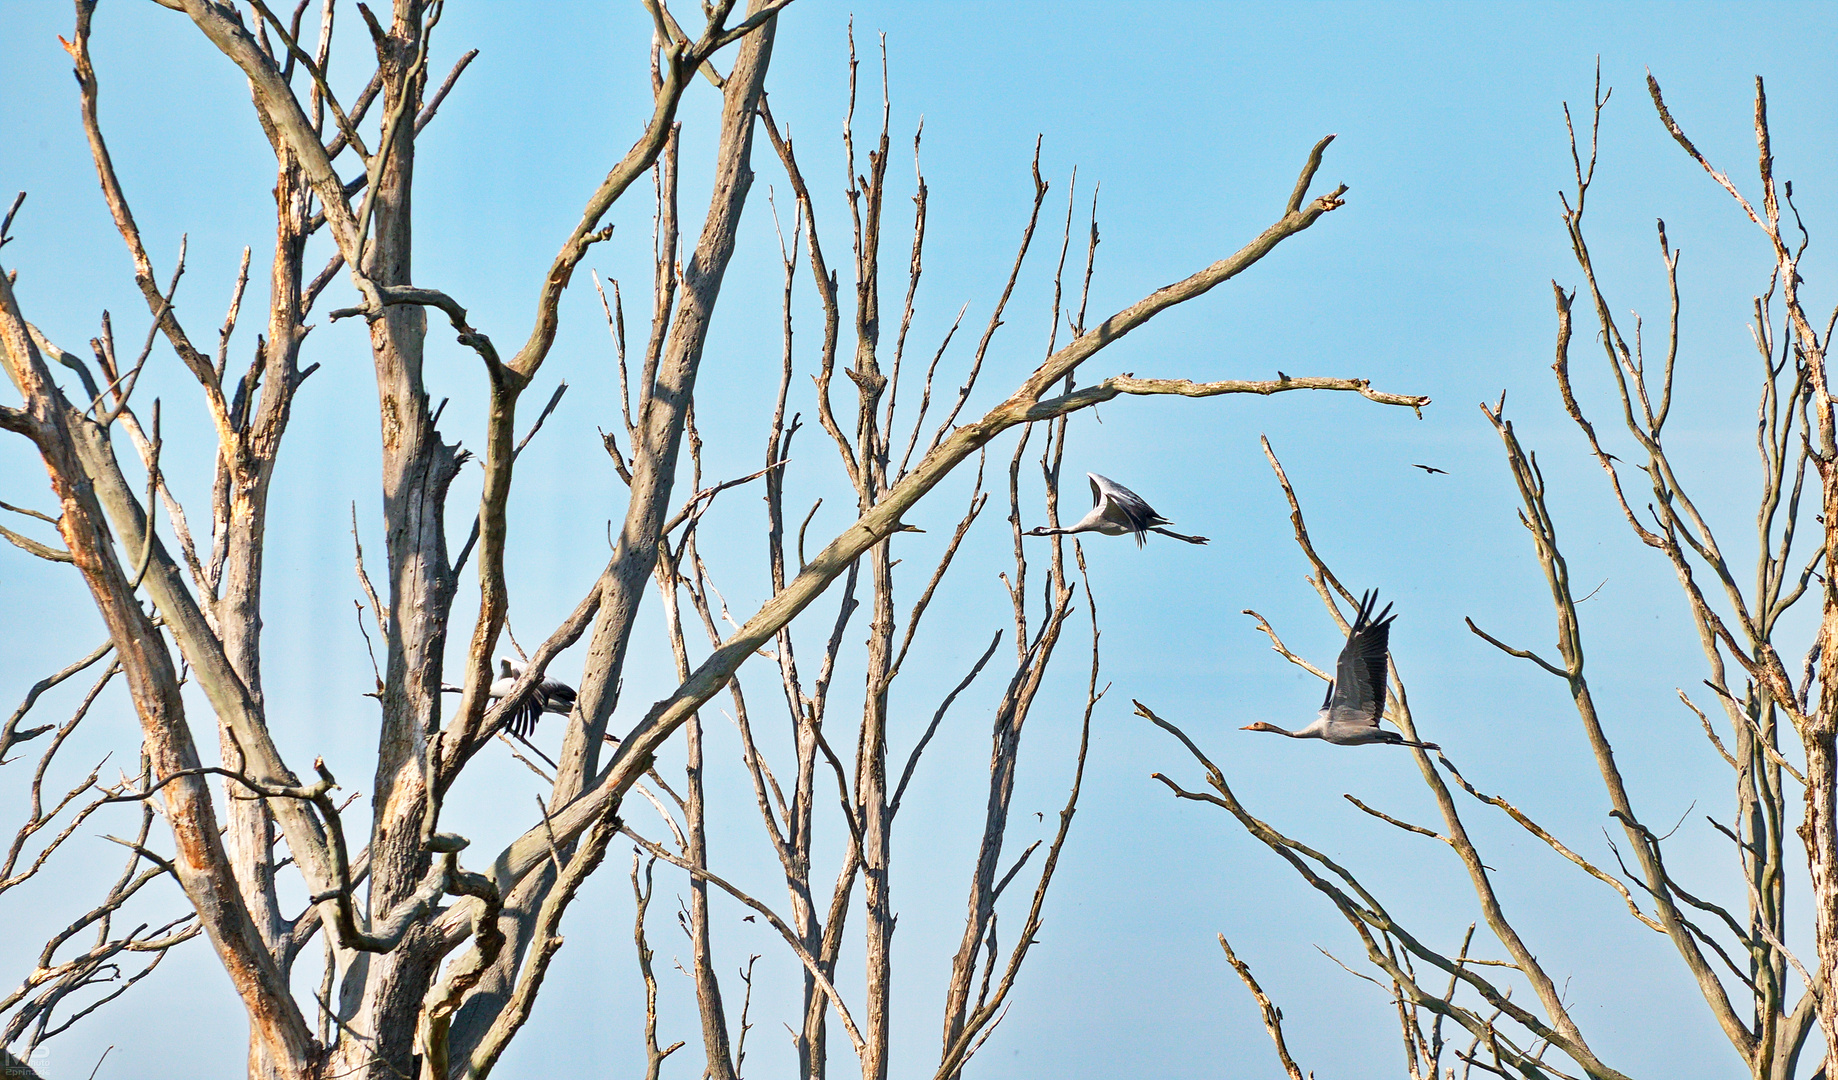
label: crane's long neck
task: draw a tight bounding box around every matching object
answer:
[1243,720,1325,739]
[1292,715,1331,739]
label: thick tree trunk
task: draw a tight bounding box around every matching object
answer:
[1801,728,1838,1056]
[1806,463,1838,1060]
[229,150,315,1080]
[330,7,462,1077]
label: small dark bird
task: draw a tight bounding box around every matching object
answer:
[1025,473,1208,547]
[1035,812,1044,822]
[490,659,577,739]
[1411,464,1448,475]
[1241,591,1439,750]
[743,915,756,923]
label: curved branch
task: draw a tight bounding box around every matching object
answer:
[1028,372,1428,421]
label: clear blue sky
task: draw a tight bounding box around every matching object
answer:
[3,2,1835,1077]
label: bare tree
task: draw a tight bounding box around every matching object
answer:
[0,640,198,1080]
[1144,70,1832,1080]
[0,4,1425,1079]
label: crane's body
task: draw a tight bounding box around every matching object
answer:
[490,658,577,739]
[439,659,579,739]
[1243,591,1438,750]
[1026,473,1208,547]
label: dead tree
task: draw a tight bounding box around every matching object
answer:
[1144,72,1831,1080]
[0,3,1424,1079]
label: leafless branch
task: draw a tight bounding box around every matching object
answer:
[1220,935,1307,1080]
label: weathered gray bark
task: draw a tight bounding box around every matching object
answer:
[559,5,778,801]
[1809,503,1838,1056]
[221,145,312,1080]
[443,8,778,1070]
[321,7,467,1078]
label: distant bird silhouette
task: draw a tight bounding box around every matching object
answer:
[1025,473,1208,547]
[1241,591,1438,750]
[1411,464,1447,475]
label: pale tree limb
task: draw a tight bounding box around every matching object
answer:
[628,851,684,1080]
[1219,935,1308,1080]
[0,641,111,765]
[1484,400,1760,1055]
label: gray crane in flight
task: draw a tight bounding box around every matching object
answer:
[1025,473,1208,547]
[1241,591,1439,750]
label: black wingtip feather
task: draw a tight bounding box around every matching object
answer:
[1335,589,1398,724]
[505,699,541,739]
[1352,589,1396,634]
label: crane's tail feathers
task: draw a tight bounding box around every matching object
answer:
[1151,527,1209,545]
[1379,730,1438,751]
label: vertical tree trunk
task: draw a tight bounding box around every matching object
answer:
[227,147,315,1080]
[331,6,463,1077]
[1801,725,1838,1050]
[686,708,739,1080]
[558,6,779,800]
[859,541,895,1080]
[1806,464,1838,1057]
[850,79,896,1080]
